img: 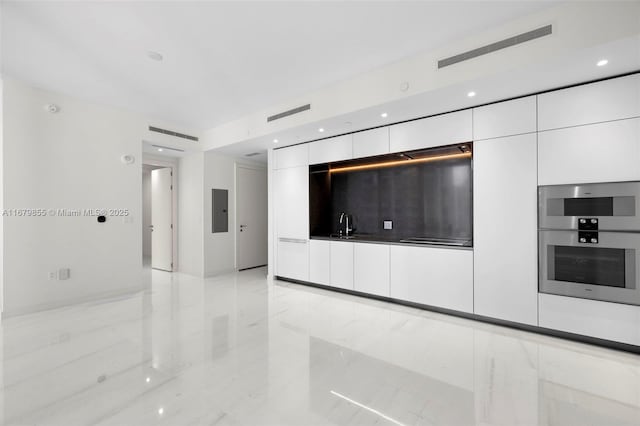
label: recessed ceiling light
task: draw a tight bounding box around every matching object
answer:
[157,148,163,152]
[597,59,608,67]
[467,91,476,98]
[158,408,164,415]
[318,128,325,133]
[146,377,151,383]
[273,139,278,144]
[147,51,163,61]
[381,112,388,118]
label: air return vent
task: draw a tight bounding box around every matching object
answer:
[149,126,199,141]
[438,24,552,69]
[267,104,311,122]
[245,152,262,157]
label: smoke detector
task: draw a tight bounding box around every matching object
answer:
[44,104,60,113]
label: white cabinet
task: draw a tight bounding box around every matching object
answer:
[274,144,308,169]
[353,127,389,158]
[389,110,472,153]
[538,117,640,185]
[539,293,640,346]
[274,166,308,239]
[473,134,538,325]
[354,243,389,297]
[277,239,309,281]
[538,73,640,131]
[309,240,331,285]
[390,246,473,313]
[330,242,354,290]
[308,134,353,165]
[473,96,536,140]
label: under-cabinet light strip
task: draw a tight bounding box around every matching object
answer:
[329,152,471,173]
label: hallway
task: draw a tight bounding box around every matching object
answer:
[1,268,639,425]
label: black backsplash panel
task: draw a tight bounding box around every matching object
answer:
[310,157,473,240]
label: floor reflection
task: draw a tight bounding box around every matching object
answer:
[0,266,638,425]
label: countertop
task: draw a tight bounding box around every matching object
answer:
[310,234,473,250]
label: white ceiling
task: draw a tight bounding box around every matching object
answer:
[1,1,560,131]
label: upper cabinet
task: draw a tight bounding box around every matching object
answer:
[309,134,353,165]
[538,74,640,131]
[473,96,536,140]
[274,144,309,169]
[353,127,390,158]
[389,110,472,152]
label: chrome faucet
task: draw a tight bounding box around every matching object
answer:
[339,212,353,237]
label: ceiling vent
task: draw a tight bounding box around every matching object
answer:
[438,24,552,69]
[151,144,184,152]
[149,126,199,142]
[245,152,262,157]
[267,104,311,122]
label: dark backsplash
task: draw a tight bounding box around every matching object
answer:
[309,156,473,240]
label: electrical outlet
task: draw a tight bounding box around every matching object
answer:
[383,220,393,230]
[48,271,57,280]
[58,268,70,280]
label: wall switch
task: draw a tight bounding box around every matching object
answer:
[58,268,71,280]
[383,220,393,230]
[48,271,57,280]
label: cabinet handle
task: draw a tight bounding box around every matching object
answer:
[279,237,307,244]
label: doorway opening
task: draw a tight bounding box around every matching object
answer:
[143,161,177,271]
[236,165,268,271]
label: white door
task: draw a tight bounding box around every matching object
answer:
[151,168,173,271]
[237,166,268,270]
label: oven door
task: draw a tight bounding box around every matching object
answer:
[539,181,640,231]
[539,230,640,306]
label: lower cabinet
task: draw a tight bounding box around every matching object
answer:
[309,240,331,285]
[354,243,390,297]
[330,242,354,290]
[390,246,473,313]
[276,238,309,281]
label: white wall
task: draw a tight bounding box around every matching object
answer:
[2,79,145,317]
[178,152,204,277]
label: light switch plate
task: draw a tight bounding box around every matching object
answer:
[58,268,70,280]
[383,220,393,230]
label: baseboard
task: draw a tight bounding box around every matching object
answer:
[2,284,148,319]
[275,276,640,355]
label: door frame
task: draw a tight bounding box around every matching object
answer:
[235,163,268,271]
[143,156,178,272]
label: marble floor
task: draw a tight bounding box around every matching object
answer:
[1,268,639,426]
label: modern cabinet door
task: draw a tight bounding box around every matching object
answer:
[389,110,472,153]
[390,246,473,313]
[274,166,309,239]
[473,96,536,140]
[473,133,538,326]
[538,73,640,131]
[276,238,308,281]
[309,239,331,286]
[274,144,308,169]
[354,243,389,297]
[330,241,354,290]
[308,134,353,165]
[538,117,640,185]
[352,127,390,158]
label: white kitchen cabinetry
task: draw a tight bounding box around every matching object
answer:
[473,96,536,140]
[389,110,472,153]
[274,144,308,169]
[274,166,308,239]
[538,117,640,185]
[277,239,308,281]
[330,242,354,290]
[539,293,640,346]
[354,243,389,297]
[308,134,353,165]
[390,246,473,313]
[309,240,331,286]
[538,73,640,131]
[473,133,538,325]
[352,127,390,158]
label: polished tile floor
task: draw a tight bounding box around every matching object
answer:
[1,267,639,426]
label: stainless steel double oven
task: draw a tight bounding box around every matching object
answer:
[539,181,640,306]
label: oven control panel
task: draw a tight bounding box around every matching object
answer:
[578,231,599,244]
[578,218,599,231]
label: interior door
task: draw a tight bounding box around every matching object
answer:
[237,166,268,270]
[151,168,173,271]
